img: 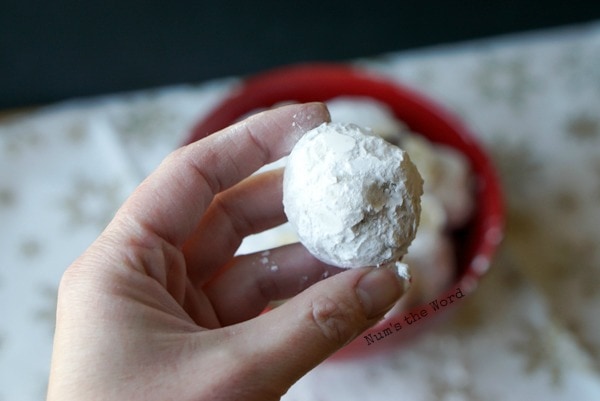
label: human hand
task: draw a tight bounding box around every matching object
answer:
[47,103,408,401]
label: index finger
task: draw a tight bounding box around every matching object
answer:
[117,102,330,246]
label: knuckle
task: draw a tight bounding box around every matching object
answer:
[309,295,362,346]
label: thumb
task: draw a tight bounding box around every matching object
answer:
[237,266,408,395]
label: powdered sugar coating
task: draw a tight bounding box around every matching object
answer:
[283,122,423,268]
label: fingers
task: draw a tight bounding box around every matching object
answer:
[113,102,330,247]
[183,168,287,283]
[224,267,408,396]
[203,243,344,325]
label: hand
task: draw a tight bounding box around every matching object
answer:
[47,103,408,401]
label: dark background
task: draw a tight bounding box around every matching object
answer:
[2,0,600,108]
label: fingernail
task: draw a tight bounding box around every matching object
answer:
[356,268,407,319]
[280,103,330,152]
[291,102,331,130]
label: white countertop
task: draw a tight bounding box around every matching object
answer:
[2,21,600,400]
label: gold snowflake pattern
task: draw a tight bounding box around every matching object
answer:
[510,320,564,386]
[553,189,580,214]
[427,369,485,401]
[507,208,579,297]
[19,238,42,259]
[34,284,58,334]
[558,44,600,95]
[562,238,600,301]
[419,338,484,401]
[63,120,88,145]
[563,318,600,373]
[473,56,539,110]
[565,114,600,141]
[1,128,45,156]
[59,176,124,230]
[0,187,15,208]
[488,136,541,206]
[113,97,179,147]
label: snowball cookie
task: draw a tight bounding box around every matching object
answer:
[283,122,424,268]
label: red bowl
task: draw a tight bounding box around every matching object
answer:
[186,63,504,357]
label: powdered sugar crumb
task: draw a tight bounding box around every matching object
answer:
[260,250,271,265]
[394,262,411,282]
